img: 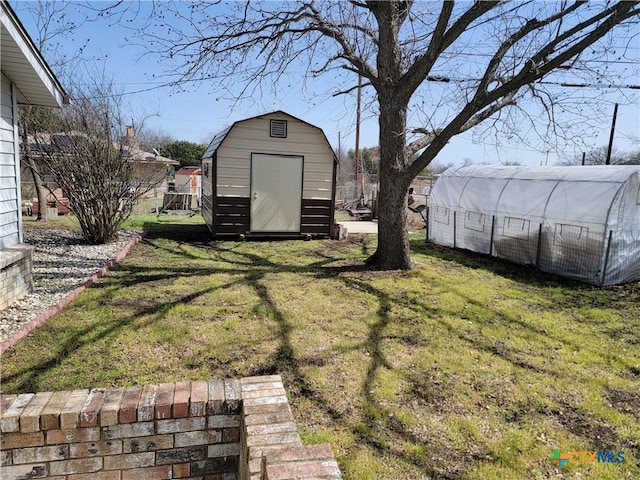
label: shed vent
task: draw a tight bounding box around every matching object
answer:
[270,119,287,138]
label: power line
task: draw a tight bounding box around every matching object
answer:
[422,75,640,90]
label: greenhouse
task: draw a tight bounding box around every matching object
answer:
[427,165,640,286]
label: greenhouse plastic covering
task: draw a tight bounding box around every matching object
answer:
[427,165,640,286]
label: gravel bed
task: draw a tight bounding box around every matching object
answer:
[0,229,138,343]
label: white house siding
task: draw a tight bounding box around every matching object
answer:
[0,73,20,250]
[216,114,334,200]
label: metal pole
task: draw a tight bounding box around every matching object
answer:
[536,223,543,269]
[489,215,496,256]
[425,206,429,242]
[453,211,457,248]
[581,152,586,166]
[601,230,613,287]
[605,103,619,165]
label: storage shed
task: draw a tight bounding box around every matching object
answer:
[201,111,337,237]
[428,165,640,286]
[175,166,202,197]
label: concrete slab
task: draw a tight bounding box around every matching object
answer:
[337,221,378,235]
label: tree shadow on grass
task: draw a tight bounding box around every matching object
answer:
[3,226,638,478]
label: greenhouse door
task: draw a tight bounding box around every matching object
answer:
[250,154,302,232]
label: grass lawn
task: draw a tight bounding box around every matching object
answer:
[2,215,639,479]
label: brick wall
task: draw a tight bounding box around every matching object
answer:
[0,376,341,480]
[0,244,34,312]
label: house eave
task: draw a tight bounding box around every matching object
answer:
[1,1,67,108]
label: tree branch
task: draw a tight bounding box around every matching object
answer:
[398,1,500,103]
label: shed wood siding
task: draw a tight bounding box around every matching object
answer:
[216,116,333,200]
[0,74,19,249]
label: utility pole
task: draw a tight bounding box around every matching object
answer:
[605,103,619,165]
[355,73,362,204]
[337,131,341,180]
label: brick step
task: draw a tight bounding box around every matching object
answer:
[263,444,341,479]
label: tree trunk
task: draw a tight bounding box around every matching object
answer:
[19,121,48,222]
[373,167,413,270]
[368,93,413,270]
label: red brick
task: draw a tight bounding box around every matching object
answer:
[173,381,190,418]
[103,452,154,470]
[245,431,300,448]
[156,417,205,434]
[242,401,293,417]
[49,457,102,476]
[119,387,142,424]
[102,422,154,440]
[41,391,71,431]
[0,464,47,479]
[0,394,17,414]
[11,444,69,464]
[155,446,205,465]
[100,388,124,427]
[265,443,334,464]
[46,427,100,445]
[80,390,105,427]
[1,393,34,432]
[242,395,289,408]
[189,380,208,417]
[137,384,158,422]
[207,379,225,414]
[207,442,241,457]
[174,429,221,448]
[122,434,173,453]
[208,415,240,428]
[21,392,53,433]
[242,388,286,399]
[172,463,191,478]
[222,427,240,443]
[223,379,241,413]
[246,422,296,436]
[1,431,45,449]
[69,472,121,480]
[265,459,341,480]
[155,383,174,419]
[244,410,294,427]
[121,465,171,480]
[240,375,283,385]
[60,390,90,430]
[69,440,122,458]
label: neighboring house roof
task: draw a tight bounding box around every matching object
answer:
[1,0,67,107]
[122,146,179,166]
[25,132,179,166]
[175,166,201,176]
[202,110,337,163]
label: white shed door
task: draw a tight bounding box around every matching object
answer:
[251,154,303,232]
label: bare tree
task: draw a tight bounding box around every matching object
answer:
[16,0,90,221]
[30,74,162,244]
[19,107,61,221]
[125,0,638,269]
[557,146,627,166]
[136,127,174,153]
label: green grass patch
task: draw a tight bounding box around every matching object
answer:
[2,218,639,479]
